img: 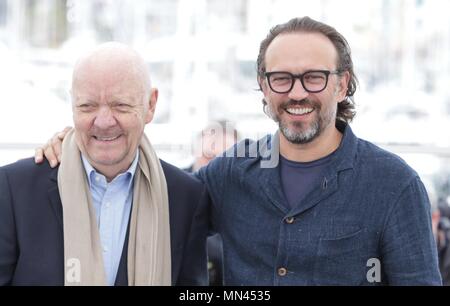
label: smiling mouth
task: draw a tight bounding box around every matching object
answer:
[285,107,314,116]
[93,135,121,141]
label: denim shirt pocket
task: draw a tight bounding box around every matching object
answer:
[313,226,368,285]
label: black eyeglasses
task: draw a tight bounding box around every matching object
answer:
[264,70,341,94]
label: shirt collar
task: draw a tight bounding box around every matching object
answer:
[332,120,358,172]
[81,150,140,187]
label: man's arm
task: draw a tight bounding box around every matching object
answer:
[0,168,18,285]
[34,127,72,167]
[381,176,442,285]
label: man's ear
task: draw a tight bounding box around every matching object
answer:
[337,71,350,103]
[145,88,158,124]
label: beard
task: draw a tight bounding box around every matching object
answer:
[265,98,336,144]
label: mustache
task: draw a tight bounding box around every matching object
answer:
[280,99,318,109]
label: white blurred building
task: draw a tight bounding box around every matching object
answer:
[0,0,449,168]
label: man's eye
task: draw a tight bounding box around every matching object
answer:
[78,104,95,111]
[114,103,132,112]
[272,76,291,83]
[305,74,325,80]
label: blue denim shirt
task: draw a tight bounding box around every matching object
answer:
[197,122,441,285]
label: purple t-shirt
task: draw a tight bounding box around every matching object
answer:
[280,151,337,209]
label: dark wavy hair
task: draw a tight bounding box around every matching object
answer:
[257,16,358,123]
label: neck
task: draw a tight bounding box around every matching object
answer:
[279,124,343,163]
[95,165,129,182]
[86,152,137,183]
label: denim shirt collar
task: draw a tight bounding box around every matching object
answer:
[329,120,358,173]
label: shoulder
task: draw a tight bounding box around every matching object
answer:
[160,159,204,192]
[0,157,56,184]
[210,136,270,168]
[355,138,419,185]
[197,135,274,186]
[0,158,58,214]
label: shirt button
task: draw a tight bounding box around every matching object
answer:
[278,267,288,276]
[285,217,295,224]
[95,176,100,182]
[105,202,111,208]
[103,246,108,252]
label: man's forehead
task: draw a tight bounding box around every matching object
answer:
[74,60,138,83]
[72,65,144,92]
[265,32,338,69]
[72,48,150,97]
[72,89,144,102]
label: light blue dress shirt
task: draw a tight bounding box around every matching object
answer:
[81,152,139,286]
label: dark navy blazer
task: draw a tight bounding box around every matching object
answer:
[0,158,209,286]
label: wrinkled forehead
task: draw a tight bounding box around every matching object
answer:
[72,53,149,101]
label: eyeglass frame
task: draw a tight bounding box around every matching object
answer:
[264,70,342,94]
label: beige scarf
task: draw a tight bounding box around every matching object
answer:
[58,129,171,286]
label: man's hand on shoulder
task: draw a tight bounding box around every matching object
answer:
[34,126,72,167]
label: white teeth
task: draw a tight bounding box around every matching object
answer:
[95,135,120,141]
[286,108,313,115]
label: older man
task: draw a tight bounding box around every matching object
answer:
[0,43,208,286]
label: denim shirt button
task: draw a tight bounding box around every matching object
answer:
[285,217,295,224]
[278,267,287,276]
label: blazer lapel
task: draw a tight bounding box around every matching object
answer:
[48,167,63,230]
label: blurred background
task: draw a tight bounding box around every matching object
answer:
[0,0,449,196]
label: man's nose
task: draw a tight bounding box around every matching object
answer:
[288,78,309,101]
[93,106,117,128]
